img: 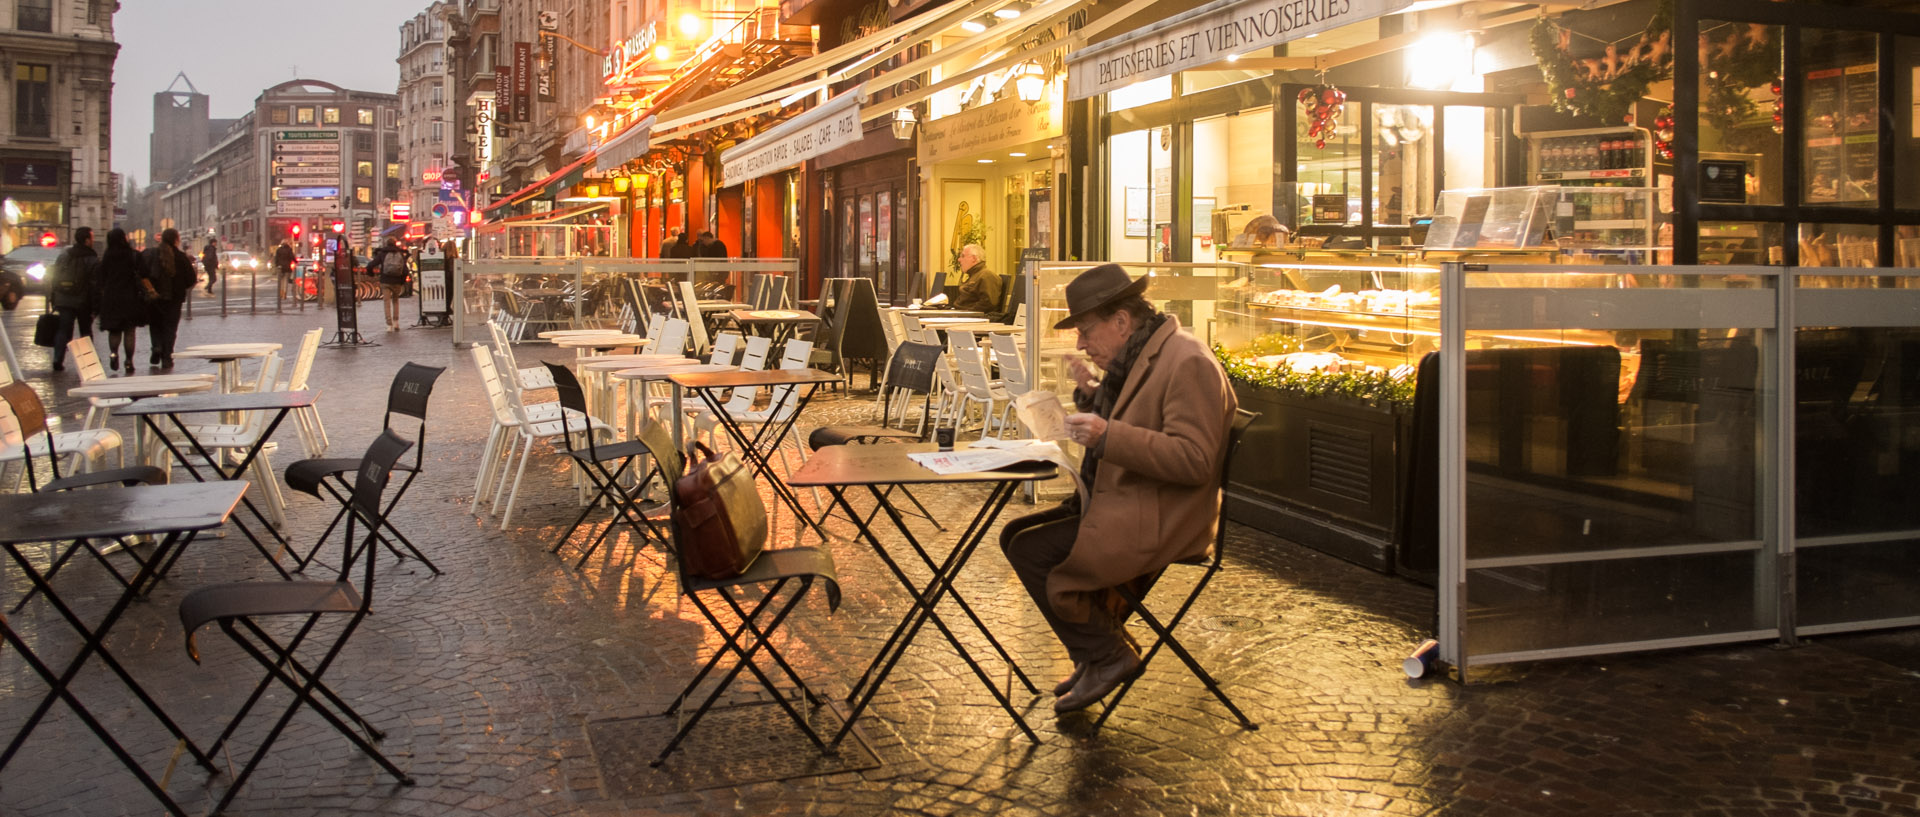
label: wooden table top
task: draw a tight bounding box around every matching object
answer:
[728,309,821,324]
[788,442,1058,487]
[553,334,646,348]
[0,481,248,544]
[612,362,734,380]
[173,342,282,359]
[669,368,842,389]
[537,328,625,339]
[115,389,317,416]
[579,355,698,372]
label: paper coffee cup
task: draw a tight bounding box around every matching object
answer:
[1403,639,1439,678]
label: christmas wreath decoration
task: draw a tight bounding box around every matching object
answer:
[1699,22,1783,139]
[1531,0,1674,125]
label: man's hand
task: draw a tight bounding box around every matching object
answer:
[1064,412,1107,448]
[1068,356,1100,392]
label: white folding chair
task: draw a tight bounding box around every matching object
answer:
[283,328,328,457]
[707,332,742,366]
[990,332,1032,437]
[947,331,1011,439]
[488,319,557,392]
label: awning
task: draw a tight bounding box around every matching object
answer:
[480,202,610,227]
[719,85,866,186]
[596,115,655,169]
[850,0,1090,127]
[479,152,598,216]
[1065,0,1424,99]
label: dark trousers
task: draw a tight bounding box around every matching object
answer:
[1001,504,1137,665]
[148,300,183,363]
[51,307,92,366]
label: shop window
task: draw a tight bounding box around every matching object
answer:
[296,107,315,124]
[1108,76,1172,112]
[1191,109,1275,262]
[270,106,290,125]
[17,0,51,32]
[356,161,374,178]
[1798,223,1877,267]
[12,63,51,138]
[1699,222,1786,266]
[1107,126,1174,262]
[1372,105,1434,228]
[356,133,373,151]
[1799,29,1877,206]
[323,107,340,124]
[387,162,401,179]
[1296,104,1361,229]
[1696,21,1784,206]
[358,107,374,125]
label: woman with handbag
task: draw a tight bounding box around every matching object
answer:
[94,228,153,375]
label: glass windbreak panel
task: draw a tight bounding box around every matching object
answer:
[1800,29,1879,206]
[1465,550,1770,658]
[1458,321,1770,660]
[1698,221,1785,265]
[1191,108,1275,263]
[1795,326,1920,628]
[1798,222,1877,268]
[1105,127,1173,263]
[1372,105,1434,229]
[1698,21,1784,206]
[1296,104,1360,228]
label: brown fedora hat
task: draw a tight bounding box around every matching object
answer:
[1052,263,1149,330]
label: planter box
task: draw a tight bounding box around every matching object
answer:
[1226,383,1411,574]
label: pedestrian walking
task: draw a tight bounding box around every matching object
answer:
[274,240,297,298]
[371,237,410,331]
[46,226,100,372]
[94,228,151,375]
[996,263,1237,713]
[694,230,729,258]
[142,228,197,369]
[201,237,221,295]
[662,228,694,259]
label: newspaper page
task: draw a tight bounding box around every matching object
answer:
[1012,391,1068,441]
[907,441,1087,506]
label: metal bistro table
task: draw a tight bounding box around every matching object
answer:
[727,308,821,349]
[668,367,842,536]
[114,390,317,580]
[787,442,1056,746]
[0,481,247,817]
[172,342,282,393]
[69,376,216,470]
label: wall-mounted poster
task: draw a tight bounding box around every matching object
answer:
[1124,186,1149,237]
[942,179,985,272]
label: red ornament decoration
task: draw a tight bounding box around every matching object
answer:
[1651,106,1676,161]
[1299,84,1346,150]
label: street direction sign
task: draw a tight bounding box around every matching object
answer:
[275,130,339,141]
[276,200,341,215]
[276,186,340,199]
[273,168,340,181]
[272,142,340,154]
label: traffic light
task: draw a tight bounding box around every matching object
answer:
[291,223,302,241]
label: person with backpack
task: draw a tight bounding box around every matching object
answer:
[371,237,410,331]
[47,227,100,372]
[273,240,297,298]
[141,228,198,369]
[200,237,221,295]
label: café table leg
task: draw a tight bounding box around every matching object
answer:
[141,414,294,581]
[826,481,1039,748]
[690,385,823,538]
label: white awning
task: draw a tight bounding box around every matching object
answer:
[597,116,655,168]
[720,86,865,186]
[1065,0,1420,100]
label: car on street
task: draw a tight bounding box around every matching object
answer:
[1,245,62,294]
[219,250,260,271]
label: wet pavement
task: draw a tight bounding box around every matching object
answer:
[2,295,1918,816]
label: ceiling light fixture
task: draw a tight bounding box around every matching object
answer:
[995,1,1029,19]
[977,158,994,164]
[1008,151,1027,157]
[961,15,993,33]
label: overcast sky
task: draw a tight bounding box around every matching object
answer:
[112,0,426,187]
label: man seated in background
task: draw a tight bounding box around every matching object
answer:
[952,243,1001,314]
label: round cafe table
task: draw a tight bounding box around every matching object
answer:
[173,343,283,393]
[577,356,699,423]
[612,362,733,442]
[536,328,625,340]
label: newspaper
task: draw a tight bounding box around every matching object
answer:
[907,440,1087,506]
[1012,391,1068,441]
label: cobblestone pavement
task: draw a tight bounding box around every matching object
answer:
[3,298,1919,817]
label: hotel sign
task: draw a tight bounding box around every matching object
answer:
[720,89,864,185]
[1066,0,1412,99]
[919,97,1060,165]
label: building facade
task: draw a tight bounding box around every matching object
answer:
[0,0,118,252]
[158,80,401,256]
[399,3,457,239]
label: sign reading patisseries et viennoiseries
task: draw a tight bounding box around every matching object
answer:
[1066,0,1413,100]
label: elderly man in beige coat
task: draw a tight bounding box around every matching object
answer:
[998,263,1237,713]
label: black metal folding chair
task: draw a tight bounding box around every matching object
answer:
[541,361,671,567]
[287,362,445,574]
[179,430,417,814]
[1,381,168,608]
[635,424,843,767]
[1090,409,1261,732]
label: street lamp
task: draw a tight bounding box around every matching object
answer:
[1014,61,1046,102]
[891,107,917,140]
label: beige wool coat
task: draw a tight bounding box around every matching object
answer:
[1048,315,1237,622]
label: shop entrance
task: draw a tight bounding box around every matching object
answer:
[833,179,913,305]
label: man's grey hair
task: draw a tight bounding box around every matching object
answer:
[961,243,984,258]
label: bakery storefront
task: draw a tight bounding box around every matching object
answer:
[1045,0,1920,673]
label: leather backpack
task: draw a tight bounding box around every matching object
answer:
[671,442,767,579]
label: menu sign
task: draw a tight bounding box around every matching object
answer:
[1699,159,1747,204]
[1804,60,1876,204]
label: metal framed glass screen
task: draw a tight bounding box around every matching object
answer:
[1438,263,1783,671]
